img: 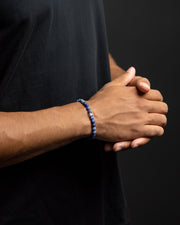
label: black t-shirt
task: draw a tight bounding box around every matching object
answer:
[0,1,131,224]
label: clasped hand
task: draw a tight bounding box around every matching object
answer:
[88,67,168,152]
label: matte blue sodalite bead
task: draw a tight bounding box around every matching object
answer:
[77,98,96,139]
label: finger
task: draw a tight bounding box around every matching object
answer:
[112,67,136,86]
[143,89,163,101]
[143,125,164,137]
[113,141,132,152]
[131,137,151,148]
[128,76,141,86]
[145,101,168,114]
[146,113,167,127]
[136,78,151,93]
[129,76,151,93]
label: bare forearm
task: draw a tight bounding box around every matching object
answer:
[0,102,91,168]
[109,53,125,80]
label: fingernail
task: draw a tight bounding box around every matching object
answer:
[140,82,150,90]
[127,66,135,74]
[132,143,139,148]
[115,146,123,151]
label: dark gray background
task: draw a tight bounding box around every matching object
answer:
[103,0,179,225]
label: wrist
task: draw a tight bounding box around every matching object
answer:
[54,102,92,142]
[76,99,96,139]
[110,66,125,80]
[73,102,92,139]
[110,65,125,74]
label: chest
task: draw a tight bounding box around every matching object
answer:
[0,0,102,25]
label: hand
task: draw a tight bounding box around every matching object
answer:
[88,68,168,144]
[105,68,155,152]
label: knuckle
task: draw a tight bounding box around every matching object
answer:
[134,111,144,120]
[146,114,153,124]
[160,102,168,114]
[161,115,167,127]
[136,76,142,79]
[143,101,150,112]
[146,127,164,137]
[134,112,148,126]
[154,127,164,136]
[136,98,146,111]
[155,89,161,96]
[142,77,150,84]
[136,98,142,109]
[153,89,163,101]
[158,127,164,136]
[157,90,163,101]
[132,123,141,132]
[142,112,149,122]
[163,103,168,113]
[146,128,155,137]
[131,124,142,136]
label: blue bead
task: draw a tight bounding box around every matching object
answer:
[77,98,96,139]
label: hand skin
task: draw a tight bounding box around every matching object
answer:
[88,67,168,144]
[104,53,167,152]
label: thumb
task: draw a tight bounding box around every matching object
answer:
[112,66,136,86]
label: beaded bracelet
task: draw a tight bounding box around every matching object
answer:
[77,98,96,140]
